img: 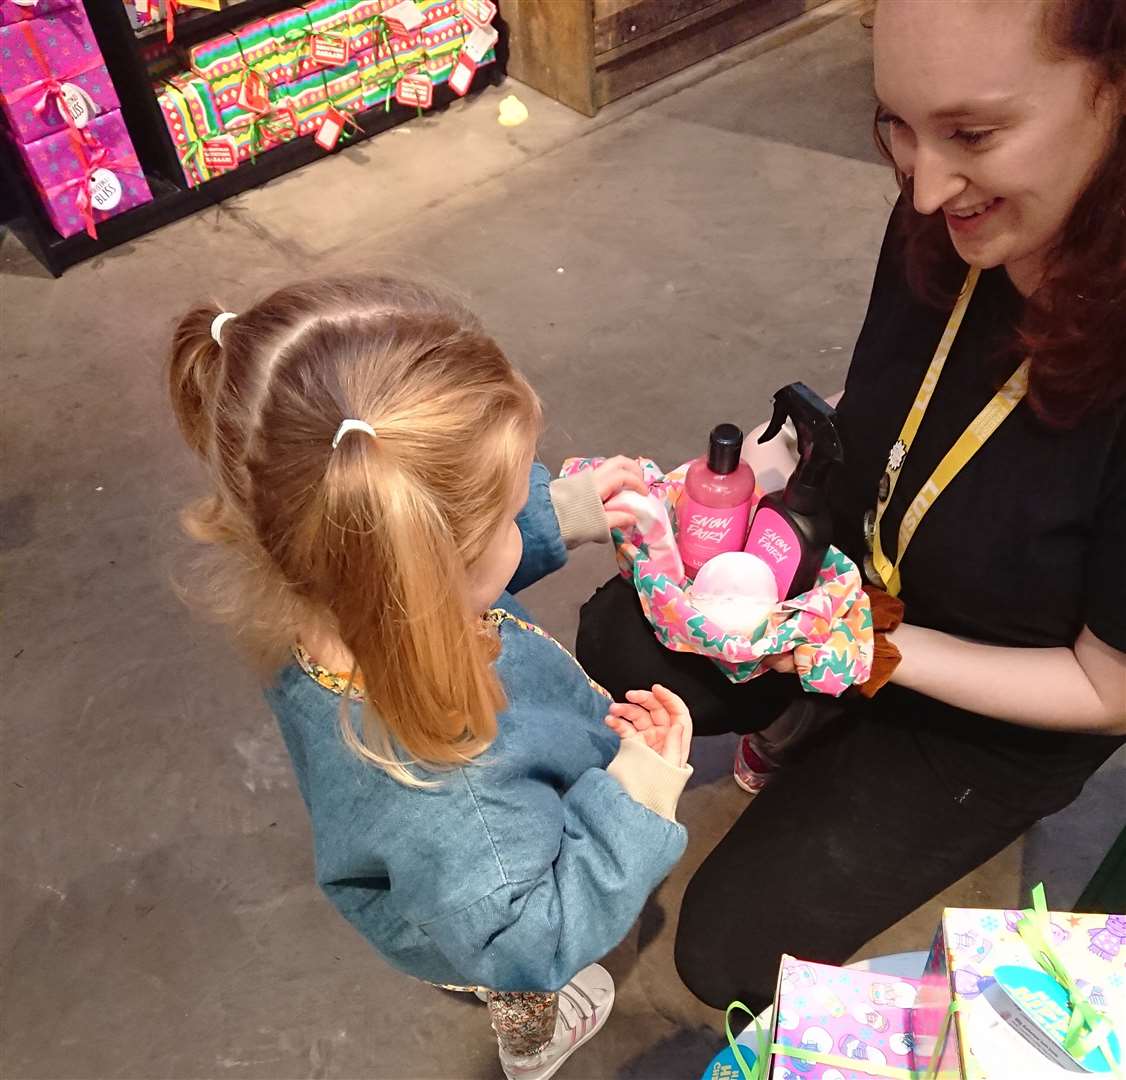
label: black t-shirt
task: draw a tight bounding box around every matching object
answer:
[829,211,1125,805]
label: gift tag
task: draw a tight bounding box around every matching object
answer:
[88,168,123,212]
[314,107,346,151]
[310,33,350,66]
[59,82,97,129]
[383,0,424,34]
[11,0,40,7]
[981,966,1122,1074]
[201,135,238,170]
[463,22,498,62]
[457,0,496,28]
[394,73,433,109]
[447,52,477,97]
[237,69,270,114]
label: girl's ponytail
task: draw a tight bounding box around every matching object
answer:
[169,305,225,457]
[311,432,504,783]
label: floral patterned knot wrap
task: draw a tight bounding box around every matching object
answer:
[562,457,874,695]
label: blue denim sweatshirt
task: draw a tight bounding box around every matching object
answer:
[265,464,687,992]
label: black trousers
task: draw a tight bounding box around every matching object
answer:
[576,576,1103,1012]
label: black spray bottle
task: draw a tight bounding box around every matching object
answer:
[743,383,844,599]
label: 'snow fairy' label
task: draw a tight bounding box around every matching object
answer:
[677,496,751,571]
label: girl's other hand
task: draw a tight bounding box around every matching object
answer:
[590,456,647,531]
[604,684,693,767]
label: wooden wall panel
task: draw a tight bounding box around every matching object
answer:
[503,0,597,116]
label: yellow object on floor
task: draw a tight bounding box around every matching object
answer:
[498,95,529,127]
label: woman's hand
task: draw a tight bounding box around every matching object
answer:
[605,684,693,767]
[761,652,797,674]
[590,456,647,531]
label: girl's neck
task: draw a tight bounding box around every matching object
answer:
[299,622,355,672]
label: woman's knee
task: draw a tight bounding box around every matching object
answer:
[673,869,778,1012]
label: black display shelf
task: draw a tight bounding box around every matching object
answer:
[133,0,291,47]
[3,1,504,276]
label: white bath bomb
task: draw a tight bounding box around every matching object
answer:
[689,552,778,635]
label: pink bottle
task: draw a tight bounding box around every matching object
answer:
[677,424,756,579]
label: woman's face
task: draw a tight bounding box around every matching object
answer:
[874,0,1118,293]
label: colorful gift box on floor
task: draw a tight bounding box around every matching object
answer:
[718,956,924,1080]
[0,9,117,144]
[917,888,1124,1079]
[12,109,152,237]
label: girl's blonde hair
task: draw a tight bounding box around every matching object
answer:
[169,276,541,784]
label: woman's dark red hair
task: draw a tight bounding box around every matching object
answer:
[874,0,1126,429]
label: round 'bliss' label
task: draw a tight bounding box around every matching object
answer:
[88,169,123,212]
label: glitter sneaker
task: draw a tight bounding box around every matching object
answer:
[498,963,614,1080]
[733,733,780,796]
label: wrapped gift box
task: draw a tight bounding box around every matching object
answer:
[285,70,329,135]
[346,0,390,53]
[918,898,1125,1078]
[267,7,313,83]
[741,955,924,1079]
[0,9,118,144]
[226,103,299,163]
[0,0,76,26]
[155,76,225,187]
[189,30,241,87]
[11,109,152,237]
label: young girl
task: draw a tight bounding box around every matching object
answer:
[168,275,694,1080]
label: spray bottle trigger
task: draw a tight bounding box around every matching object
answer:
[758,397,788,444]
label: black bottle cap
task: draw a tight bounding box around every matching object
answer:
[707,423,744,475]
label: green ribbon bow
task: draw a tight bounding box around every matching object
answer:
[725,999,920,1079]
[722,886,1123,1080]
[1014,883,1123,1074]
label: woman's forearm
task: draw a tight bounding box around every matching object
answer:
[889,623,1126,734]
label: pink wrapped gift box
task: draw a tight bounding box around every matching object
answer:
[917,895,1125,1078]
[12,109,152,237]
[0,8,116,144]
[724,956,923,1079]
[0,8,100,92]
[0,0,76,26]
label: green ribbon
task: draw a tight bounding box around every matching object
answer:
[180,135,214,181]
[1015,883,1123,1075]
[243,108,295,160]
[317,71,364,145]
[726,998,921,1080]
[723,886,1124,1080]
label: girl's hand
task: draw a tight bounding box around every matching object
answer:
[590,456,647,531]
[605,684,693,767]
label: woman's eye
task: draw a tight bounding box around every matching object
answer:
[952,128,995,147]
[876,109,903,129]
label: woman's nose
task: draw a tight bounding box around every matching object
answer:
[909,145,967,216]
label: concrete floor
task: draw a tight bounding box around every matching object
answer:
[2,6,1122,1077]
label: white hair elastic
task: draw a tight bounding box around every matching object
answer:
[332,419,378,449]
[210,311,237,345]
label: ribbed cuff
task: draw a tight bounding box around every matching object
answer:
[549,473,610,549]
[607,736,693,822]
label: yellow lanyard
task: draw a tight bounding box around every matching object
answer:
[866,268,1030,597]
